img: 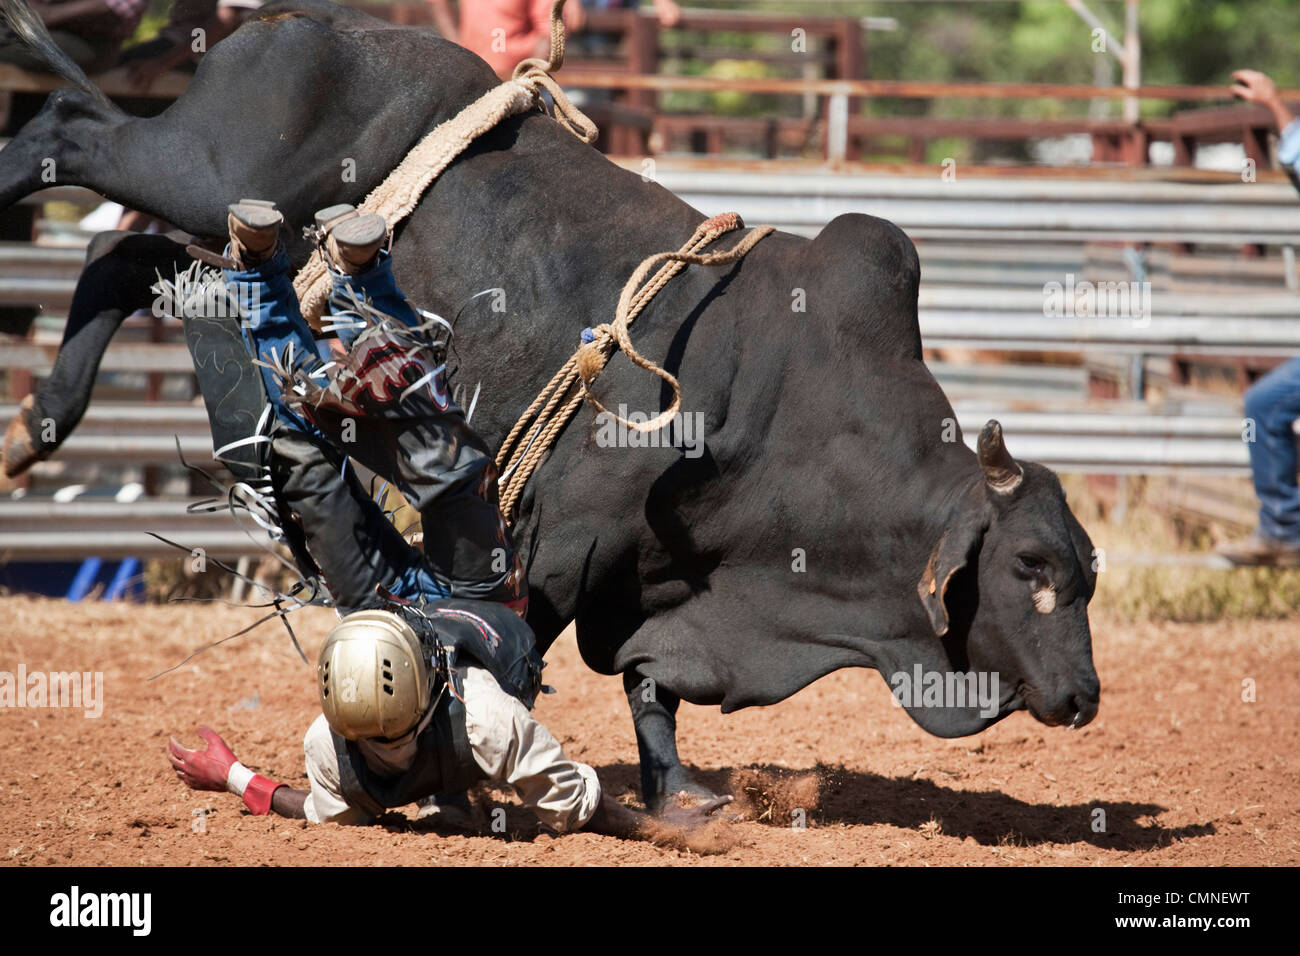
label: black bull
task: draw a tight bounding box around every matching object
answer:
[0,0,1099,808]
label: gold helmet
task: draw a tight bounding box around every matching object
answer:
[318,609,431,741]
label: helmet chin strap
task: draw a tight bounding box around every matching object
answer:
[374,582,413,606]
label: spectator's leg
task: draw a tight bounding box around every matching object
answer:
[1244,356,1300,543]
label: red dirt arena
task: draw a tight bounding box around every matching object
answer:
[1,596,1295,866]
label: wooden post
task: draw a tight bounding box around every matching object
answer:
[1123,125,1149,166]
[1121,0,1140,126]
[1243,122,1269,170]
[627,13,659,111]
[832,17,865,160]
[832,18,864,90]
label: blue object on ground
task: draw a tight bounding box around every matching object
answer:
[65,557,103,602]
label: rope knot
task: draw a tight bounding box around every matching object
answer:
[703,212,743,234]
[494,212,772,522]
[575,327,613,385]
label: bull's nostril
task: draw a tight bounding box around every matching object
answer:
[1068,693,1099,728]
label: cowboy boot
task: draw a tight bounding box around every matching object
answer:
[310,204,423,346]
[188,199,285,271]
[314,204,388,275]
[228,199,284,268]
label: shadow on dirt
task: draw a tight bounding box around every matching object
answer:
[595,761,1216,851]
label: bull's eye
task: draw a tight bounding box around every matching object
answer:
[1015,554,1047,577]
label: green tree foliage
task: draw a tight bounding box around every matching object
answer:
[863,0,1297,91]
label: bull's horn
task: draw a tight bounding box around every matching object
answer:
[977,420,1023,494]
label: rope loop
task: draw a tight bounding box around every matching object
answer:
[494,215,773,520]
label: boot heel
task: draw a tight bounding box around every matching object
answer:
[227,199,284,267]
[314,203,387,274]
[229,199,284,231]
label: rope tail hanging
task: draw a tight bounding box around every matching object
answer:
[494,214,773,519]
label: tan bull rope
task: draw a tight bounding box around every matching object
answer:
[291,0,596,322]
[286,0,776,518]
[494,213,774,520]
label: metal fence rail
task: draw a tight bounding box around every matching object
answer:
[0,404,214,466]
[638,166,1300,245]
[0,401,1265,480]
[0,343,197,373]
[951,404,1263,474]
[5,306,1297,378]
[919,313,1300,355]
[2,170,1292,566]
[0,405,1270,561]
[0,499,269,560]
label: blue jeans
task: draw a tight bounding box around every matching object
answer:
[326,250,420,348]
[222,248,420,404]
[222,246,325,434]
[1244,356,1300,544]
[222,249,450,606]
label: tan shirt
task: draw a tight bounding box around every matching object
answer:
[302,666,601,832]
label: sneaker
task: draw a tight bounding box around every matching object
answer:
[1216,532,1300,567]
[313,204,387,275]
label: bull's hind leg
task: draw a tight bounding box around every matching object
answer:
[2,231,194,476]
[0,84,237,237]
[0,88,129,214]
[622,669,724,812]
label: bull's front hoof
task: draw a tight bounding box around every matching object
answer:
[647,774,728,815]
[2,395,41,478]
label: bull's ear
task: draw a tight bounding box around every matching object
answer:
[917,510,989,636]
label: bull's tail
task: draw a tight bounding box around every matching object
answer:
[0,0,112,106]
[0,0,127,216]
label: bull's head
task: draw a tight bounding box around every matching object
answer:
[907,420,1099,735]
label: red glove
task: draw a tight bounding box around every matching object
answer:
[168,726,284,814]
[168,726,237,792]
